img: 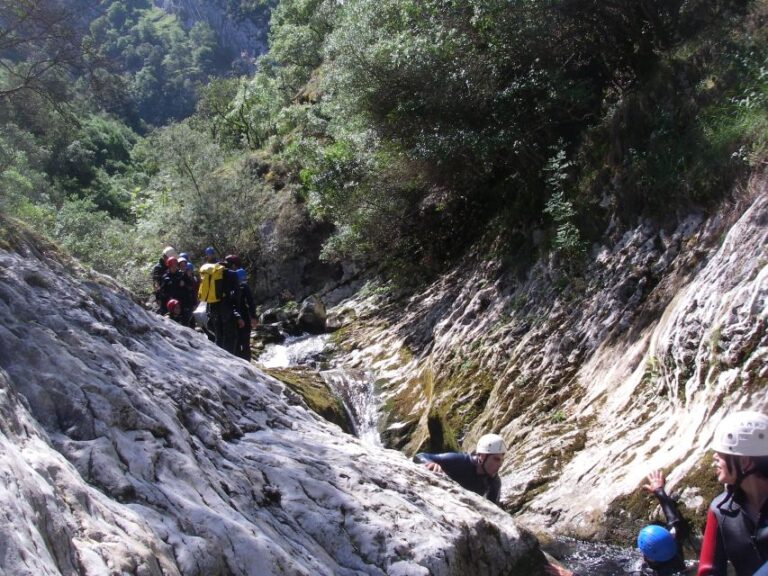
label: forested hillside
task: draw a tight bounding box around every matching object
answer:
[2,0,768,564]
[2,0,766,305]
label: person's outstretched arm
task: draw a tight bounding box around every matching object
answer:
[643,470,687,538]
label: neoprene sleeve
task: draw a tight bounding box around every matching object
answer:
[697,509,726,576]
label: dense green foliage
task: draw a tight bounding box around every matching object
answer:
[231,0,762,275]
[3,0,768,297]
[86,0,220,126]
[0,0,275,295]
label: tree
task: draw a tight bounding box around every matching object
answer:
[0,0,102,105]
[137,121,266,259]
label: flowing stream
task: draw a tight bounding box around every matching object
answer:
[544,538,644,576]
[258,334,381,446]
[257,337,678,573]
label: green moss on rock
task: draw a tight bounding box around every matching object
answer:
[424,408,460,453]
[266,367,353,433]
[674,453,724,534]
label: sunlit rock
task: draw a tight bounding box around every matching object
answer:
[0,222,543,575]
[326,174,768,538]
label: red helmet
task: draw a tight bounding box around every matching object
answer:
[166,256,178,268]
[224,254,241,268]
[166,298,180,313]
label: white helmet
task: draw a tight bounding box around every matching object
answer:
[162,246,177,258]
[712,411,768,456]
[476,433,506,455]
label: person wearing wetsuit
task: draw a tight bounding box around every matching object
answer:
[235,267,256,361]
[545,469,695,576]
[158,257,194,324]
[206,254,243,355]
[633,468,695,575]
[151,246,176,313]
[697,411,768,576]
[413,433,506,505]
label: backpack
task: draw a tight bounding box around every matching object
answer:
[198,263,225,303]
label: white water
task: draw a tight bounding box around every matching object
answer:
[321,369,382,447]
[258,334,331,368]
[258,334,382,445]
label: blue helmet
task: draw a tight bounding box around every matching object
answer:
[179,252,190,260]
[236,268,247,282]
[637,525,676,562]
[186,262,194,272]
[204,246,215,256]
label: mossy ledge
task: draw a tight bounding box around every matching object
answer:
[265,367,353,434]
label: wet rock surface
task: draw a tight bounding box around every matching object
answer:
[327,174,768,538]
[0,221,543,575]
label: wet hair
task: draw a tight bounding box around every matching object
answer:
[721,454,768,487]
[722,453,738,478]
[748,456,768,478]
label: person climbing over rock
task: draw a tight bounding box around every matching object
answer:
[697,410,768,576]
[151,245,176,313]
[235,267,257,361]
[545,469,694,576]
[413,433,506,505]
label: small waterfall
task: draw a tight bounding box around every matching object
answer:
[320,369,381,447]
[258,334,381,445]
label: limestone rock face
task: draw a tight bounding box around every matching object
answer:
[0,223,542,575]
[154,0,269,57]
[328,174,768,537]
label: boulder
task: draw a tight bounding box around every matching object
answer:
[298,295,327,333]
[260,307,288,324]
[253,322,284,344]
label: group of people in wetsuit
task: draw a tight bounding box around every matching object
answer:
[415,411,768,576]
[151,245,257,360]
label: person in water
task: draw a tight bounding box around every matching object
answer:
[638,469,693,574]
[413,433,506,505]
[546,469,693,576]
[697,410,768,576]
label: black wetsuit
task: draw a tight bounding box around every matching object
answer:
[236,281,256,361]
[413,452,501,504]
[159,270,193,324]
[698,488,768,576]
[208,268,241,354]
[645,487,690,575]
